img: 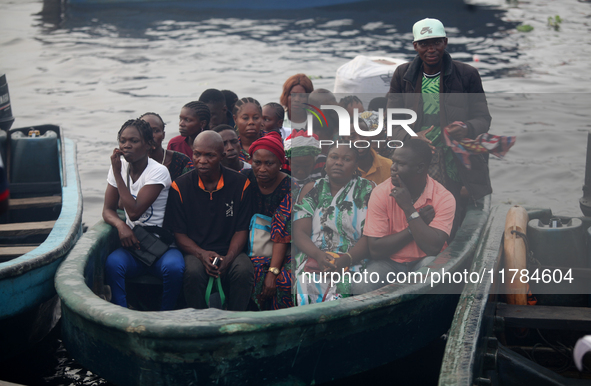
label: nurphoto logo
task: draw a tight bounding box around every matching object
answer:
[304,104,419,149]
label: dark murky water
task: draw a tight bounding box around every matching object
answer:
[1,0,590,384]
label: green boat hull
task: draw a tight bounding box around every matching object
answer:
[56,197,490,385]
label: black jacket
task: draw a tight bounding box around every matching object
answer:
[387,52,492,200]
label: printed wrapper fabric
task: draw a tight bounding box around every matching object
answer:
[293,176,373,305]
[443,122,516,170]
[251,191,293,310]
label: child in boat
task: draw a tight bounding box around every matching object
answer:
[339,95,364,117]
[261,102,290,140]
[103,118,184,311]
[234,97,263,163]
[167,101,210,159]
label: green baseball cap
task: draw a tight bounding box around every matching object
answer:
[413,18,446,42]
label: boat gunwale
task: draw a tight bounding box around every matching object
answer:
[0,131,83,280]
[56,195,490,338]
[438,205,555,386]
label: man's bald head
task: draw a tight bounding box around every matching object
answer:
[192,131,226,179]
[193,130,224,156]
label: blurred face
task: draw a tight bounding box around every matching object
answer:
[262,105,283,132]
[287,84,308,117]
[142,114,165,149]
[192,137,223,178]
[179,107,206,138]
[235,103,262,140]
[206,101,227,128]
[291,155,315,182]
[252,149,281,186]
[219,129,240,163]
[119,126,150,163]
[325,146,357,184]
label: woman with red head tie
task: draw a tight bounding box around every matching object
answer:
[241,132,292,310]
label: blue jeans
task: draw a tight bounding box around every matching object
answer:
[105,247,185,311]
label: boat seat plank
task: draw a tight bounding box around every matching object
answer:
[497,303,591,331]
[0,221,56,237]
[10,196,61,210]
[0,246,37,261]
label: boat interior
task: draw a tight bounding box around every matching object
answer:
[476,212,591,385]
[0,125,64,263]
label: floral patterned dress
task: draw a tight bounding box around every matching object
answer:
[242,169,292,310]
[293,176,374,305]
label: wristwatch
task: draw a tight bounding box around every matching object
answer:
[407,211,420,222]
[269,267,280,275]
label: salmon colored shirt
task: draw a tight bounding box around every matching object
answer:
[363,175,455,263]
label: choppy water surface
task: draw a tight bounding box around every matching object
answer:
[1,0,590,384]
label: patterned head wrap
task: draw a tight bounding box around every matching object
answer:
[285,130,321,158]
[249,131,286,163]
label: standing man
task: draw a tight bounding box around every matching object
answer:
[165,131,254,311]
[352,139,455,295]
[387,18,492,207]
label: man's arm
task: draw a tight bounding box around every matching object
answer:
[386,64,415,143]
[461,65,491,139]
[220,230,248,274]
[368,230,412,260]
[174,232,220,278]
[367,205,438,258]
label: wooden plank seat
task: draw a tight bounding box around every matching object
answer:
[10,196,61,210]
[0,221,56,238]
[497,303,591,331]
[0,245,38,261]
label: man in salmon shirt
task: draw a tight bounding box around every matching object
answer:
[352,139,455,294]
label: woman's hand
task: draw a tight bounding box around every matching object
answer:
[260,270,278,301]
[117,223,139,248]
[313,251,337,272]
[110,148,123,175]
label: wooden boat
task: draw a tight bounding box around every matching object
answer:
[55,194,490,385]
[0,124,83,360]
[438,205,591,385]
